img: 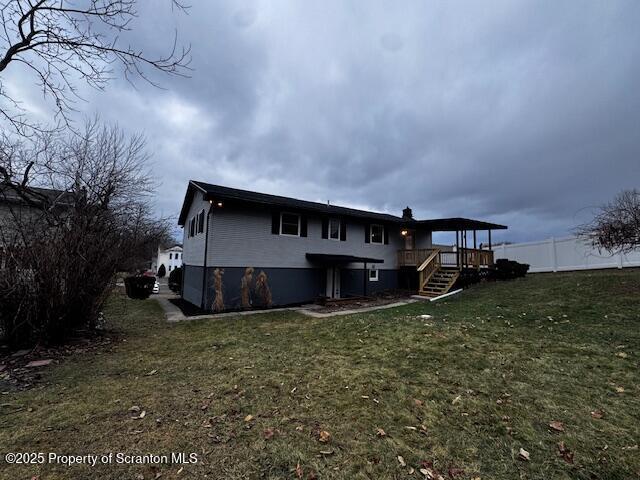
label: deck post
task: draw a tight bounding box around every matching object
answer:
[455,230,460,269]
[488,229,492,250]
[473,230,477,249]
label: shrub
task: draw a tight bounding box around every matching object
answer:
[168,266,182,293]
[124,276,155,299]
[157,264,166,278]
[488,259,530,281]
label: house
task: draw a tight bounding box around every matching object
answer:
[1,183,73,267]
[177,181,507,311]
[151,245,183,275]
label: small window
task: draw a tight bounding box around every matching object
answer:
[369,269,379,281]
[197,209,205,234]
[370,224,384,244]
[189,217,195,237]
[168,266,172,271]
[280,212,300,236]
[169,253,173,260]
[329,218,340,240]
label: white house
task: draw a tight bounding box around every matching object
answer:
[151,244,183,275]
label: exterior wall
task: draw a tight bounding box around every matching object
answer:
[340,268,398,297]
[181,194,210,266]
[493,236,640,273]
[207,204,403,270]
[414,229,433,250]
[183,265,205,307]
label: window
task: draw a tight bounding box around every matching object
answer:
[329,218,340,240]
[189,217,195,237]
[168,266,172,271]
[370,224,384,244]
[369,269,379,281]
[280,212,300,236]
[169,253,173,260]
[197,209,205,234]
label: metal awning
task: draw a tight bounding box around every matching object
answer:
[306,253,384,264]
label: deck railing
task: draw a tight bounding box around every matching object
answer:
[398,248,494,269]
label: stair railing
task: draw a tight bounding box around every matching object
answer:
[417,249,441,291]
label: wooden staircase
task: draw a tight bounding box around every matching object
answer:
[416,249,460,298]
[419,266,459,297]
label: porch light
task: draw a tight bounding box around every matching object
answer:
[217,201,223,207]
[401,229,408,236]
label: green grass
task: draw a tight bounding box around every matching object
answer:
[1,269,639,479]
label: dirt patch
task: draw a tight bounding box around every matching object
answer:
[0,332,117,390]
[314,291,414,313]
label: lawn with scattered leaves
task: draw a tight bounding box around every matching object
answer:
[1,269,639,479]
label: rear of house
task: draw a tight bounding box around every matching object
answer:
[178,181,506,312]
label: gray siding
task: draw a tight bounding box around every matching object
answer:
[181,194,210,266]
[207,204,406,270]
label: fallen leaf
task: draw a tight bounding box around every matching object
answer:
[518,448,530,461]
[414,398,424,406]
[244,414,254,422]
[319,450,334,455]
[615,386,625,393]
[295,425,304,432]
[557,441,574,464]
[405,426,418,431]
[452,395,462,405]
[264,428,275,440]
[145,369,157,376]
[616,352,628,359]
[375,427,386,437]
[397,455,406,467]
[408,467,415,474]
[129,405,141,412]
[448,467,465,478]
[319,430,331,443]
[26,359,53,368]
[549,421,565,432]
[591,410,604,419]
[295,462,303,479]
[176,467,183,475]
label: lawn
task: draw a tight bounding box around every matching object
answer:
[1,269,639,480]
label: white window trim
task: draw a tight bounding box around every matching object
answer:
[279,212,301,237]
[369,269,379,281]
[329,218,341,241]
[370,224,384,244]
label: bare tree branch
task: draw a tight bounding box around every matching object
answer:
[0,0,191,134]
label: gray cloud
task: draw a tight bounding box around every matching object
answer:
[5,0,640,243]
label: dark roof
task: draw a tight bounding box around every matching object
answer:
[178,180,508,231]
[407,217,507,231]
[0,183,74,207]
[178,180,400,225]
[306,253,384,264]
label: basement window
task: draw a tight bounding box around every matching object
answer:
[368,269,379,281]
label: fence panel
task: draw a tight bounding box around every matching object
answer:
[493,236,640,273]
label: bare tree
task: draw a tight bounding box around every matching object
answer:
[576,189,640,253]
[0,120,173,347]
[0,0,190,133]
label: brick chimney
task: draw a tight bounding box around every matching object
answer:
[402,206,413,220]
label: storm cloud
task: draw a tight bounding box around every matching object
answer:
[6,0,640,242]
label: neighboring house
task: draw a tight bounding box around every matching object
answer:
[0,183,73,267]
[151,245,183,274]
[178,181,507,311]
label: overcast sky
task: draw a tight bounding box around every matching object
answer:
[5,0,640,243]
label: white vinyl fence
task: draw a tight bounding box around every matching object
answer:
[492,236,640,273]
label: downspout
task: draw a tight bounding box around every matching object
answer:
[200,202,213,309]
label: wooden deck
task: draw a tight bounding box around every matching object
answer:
[398,247,495,297]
